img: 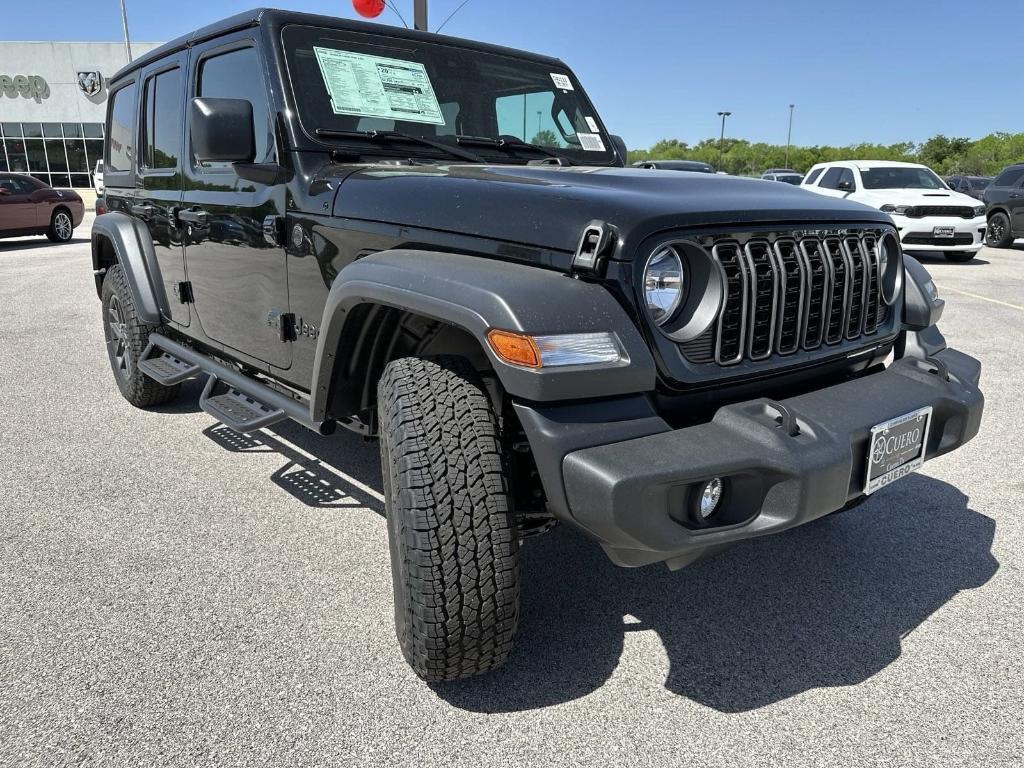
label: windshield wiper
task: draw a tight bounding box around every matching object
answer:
[314,128,485,163]
[456,134,576,166]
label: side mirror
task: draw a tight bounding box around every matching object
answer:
[609,134,628,167]
[190,97,256,164]
[837,180,854,192]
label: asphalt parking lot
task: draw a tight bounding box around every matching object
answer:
[1,215,1022,767]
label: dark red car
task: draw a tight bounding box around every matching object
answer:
[0,173,85,243]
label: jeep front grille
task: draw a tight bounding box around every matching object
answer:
[684,230,888,367]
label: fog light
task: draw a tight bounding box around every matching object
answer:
[699,478,724,519]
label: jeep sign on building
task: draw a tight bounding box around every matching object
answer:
[0,41,161,188]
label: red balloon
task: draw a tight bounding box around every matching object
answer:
[352,0,386,18]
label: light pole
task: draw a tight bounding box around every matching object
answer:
[717,111,731,169]
[413,0,427,30]
[119,0,132,62]
[785,104,795,169]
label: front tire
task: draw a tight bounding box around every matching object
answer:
[101,264,180,407]
[944,251,978,263]
[46,209,74,243]
[986,212,1013,249]
[378,356,519,682]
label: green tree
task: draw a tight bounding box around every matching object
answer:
[531,129,559,148]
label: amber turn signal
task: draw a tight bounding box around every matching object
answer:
[486,329,541,368]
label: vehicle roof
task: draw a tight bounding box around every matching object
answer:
[110,7,565,82]
[814,160,928,170]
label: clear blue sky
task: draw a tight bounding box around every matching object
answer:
[5,0,1020,150]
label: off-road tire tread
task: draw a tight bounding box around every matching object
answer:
[101,264,180,407]
[378,355,519,682]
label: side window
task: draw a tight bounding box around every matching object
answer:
[819,167,844,189]
[804,167,823,185]
[838,168,856,190]
[142,68,182,170]
[106,82,137,173]
[993,168,1024,188]
[196,46,271,170]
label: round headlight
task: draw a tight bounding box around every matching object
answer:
[644,246,685,325]
[877,233,902,305]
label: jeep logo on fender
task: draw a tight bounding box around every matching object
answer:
[0,74,49,102]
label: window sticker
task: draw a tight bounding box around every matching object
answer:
[585,116,600,132]
[550,73,574,91]
[577,132,605,152]
[313,47,444,125]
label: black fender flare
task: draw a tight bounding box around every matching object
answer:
[90,212,168,324]
[310,249,656,420]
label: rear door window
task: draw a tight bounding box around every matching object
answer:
[106,82,137,175]
[141,68,182,170]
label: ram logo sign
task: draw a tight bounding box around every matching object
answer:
[77,71,103,97]
[0,74,49,102]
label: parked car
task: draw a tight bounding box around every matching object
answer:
[91,9,984,683]
[93,160,104,195]
[0,173,84,242]
[801,160,986,262]
[982,163,1024,248]
[763,171,803,185]
[761,167,798,177]
[945,175,991,201]
[633,159,715,173]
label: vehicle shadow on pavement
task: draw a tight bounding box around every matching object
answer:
[909,253,991,266]
[433,473,997,714]
[0,236,90,251]
[202,419,385,514]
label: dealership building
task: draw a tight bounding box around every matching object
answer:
[1,41,161,189]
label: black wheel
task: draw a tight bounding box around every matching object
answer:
[986,212,1012,249]
[944,251,977,263]
[378,356,519,682]
[46,209,74,243]
[101,264,180,407]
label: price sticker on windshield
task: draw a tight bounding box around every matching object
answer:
[313,47,445,125]
[550,73,574,91]
[577,132,605,152]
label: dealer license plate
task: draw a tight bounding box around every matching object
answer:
[864,406,933,495]
[932,226,955,238]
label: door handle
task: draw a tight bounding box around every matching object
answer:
[1010,193,1020,199]
[130,203,155,218]
[176,207,210,227]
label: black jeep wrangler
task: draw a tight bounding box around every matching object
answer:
[91,8,984,682]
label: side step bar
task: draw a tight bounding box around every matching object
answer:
[140,333,334,435]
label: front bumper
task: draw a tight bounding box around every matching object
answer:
[894,214,986,251]
[559,348,983,568]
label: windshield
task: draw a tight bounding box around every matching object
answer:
[776,174,802,184]
[860,167,946,190]
[969,177,991,190]
[282,24,616,165]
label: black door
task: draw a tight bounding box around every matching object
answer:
[181,36,290,369]
[1011,176,1024,236]
[134,54,189,326]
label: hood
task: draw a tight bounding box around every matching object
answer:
[331,164,891,255]
[855,188,981,209]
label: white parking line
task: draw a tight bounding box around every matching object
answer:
[940,286,1024,312]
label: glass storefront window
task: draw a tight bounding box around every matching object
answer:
[45,139,69,172]
[5,139,28,172]
[0,124,106,187]
[65,139,88,172]
[25,140,47,172]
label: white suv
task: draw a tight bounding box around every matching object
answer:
[801,160,986,262]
